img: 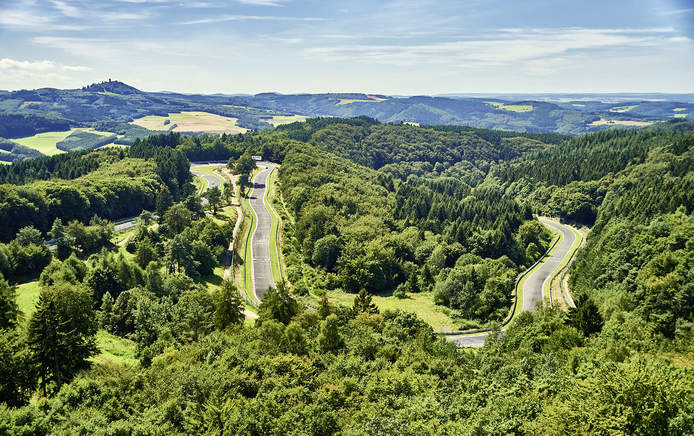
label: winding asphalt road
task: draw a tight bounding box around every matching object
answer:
[248,162,276,301]
[449,217,578,348]
[191,163,224,204]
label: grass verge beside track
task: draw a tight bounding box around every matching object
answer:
[546,225,583,308]
[508,230,561,327]
[238,167,261,305]
[264,167,283,284]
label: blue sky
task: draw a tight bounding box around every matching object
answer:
[0,0,693,94]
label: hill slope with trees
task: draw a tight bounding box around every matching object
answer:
[0,119,692,434]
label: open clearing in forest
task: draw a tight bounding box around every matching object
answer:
[263,115,307,126]
[588,118,652,127]
[485,101,534,112]
[609,104,638,112]
[337,95,387,105]
[131,111,248,134]
[327,290,459,333]
[13,128,114,156]
[674,113,688,119]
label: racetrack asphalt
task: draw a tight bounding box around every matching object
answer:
[248,162,276,301]
[449,217,578,348]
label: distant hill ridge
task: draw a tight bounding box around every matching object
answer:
[82,80,142,95]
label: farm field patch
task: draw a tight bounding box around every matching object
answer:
[130,111,248,134]
[13,128,114,156]
[485,101,534,112]
[609,104,638,112]
[263,114,307,126]
[588,118,653,127]
[337,95,387,105]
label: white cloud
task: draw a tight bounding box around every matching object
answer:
[238,0,291,6]
[180,14,323,25]
[660,8,694,15]
[303,27,683,70]
[51,0,82,18]
[0,9,52,27]
[62,65,92,71]
[0,58,55,71]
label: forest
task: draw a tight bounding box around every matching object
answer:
[0,119,692,434]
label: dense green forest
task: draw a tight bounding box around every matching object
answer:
[0,119,692,434]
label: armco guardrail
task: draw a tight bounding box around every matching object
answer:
[441,234,560,336]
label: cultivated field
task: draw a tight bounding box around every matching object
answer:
[588,118,653,127]
[131,111,248,134]
[609,104,638,112]
[13,128,114,156]
[486,101,534,112]
[337,95,387,105]
[263,114,307,126]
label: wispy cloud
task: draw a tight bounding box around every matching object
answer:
[660,8,694,15]
[237,0,291,6]
[303,27,682,70]
[180,14,324,25]
[50,0,82,18]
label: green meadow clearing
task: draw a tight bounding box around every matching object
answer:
[263,114,307,126]
[609,104,639,112]
[485,101,534,112]
[13,128,114,156]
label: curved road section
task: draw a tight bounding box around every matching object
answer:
[248,162,276,301]
[450,217,577,348]
[523,218,576,312]
[191,163,224,204]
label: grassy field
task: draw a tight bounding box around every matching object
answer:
[609,104,638,112]
[485,101,534,112]
[92,330,138,366]
[131,111,248,134]
[16,281,41,322]
[572,103,585,107]
[336,95,387,105]
[13,128,114,156]
[588,118,653,127]
[263,115,307,126]
[193,164,227,191]
[327,290,458,332]
[673,107,687,111]
[674,113,688,119]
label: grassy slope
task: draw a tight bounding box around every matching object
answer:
[13,128,114,156]
[16,281,138,366]
[328,290,458,332]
